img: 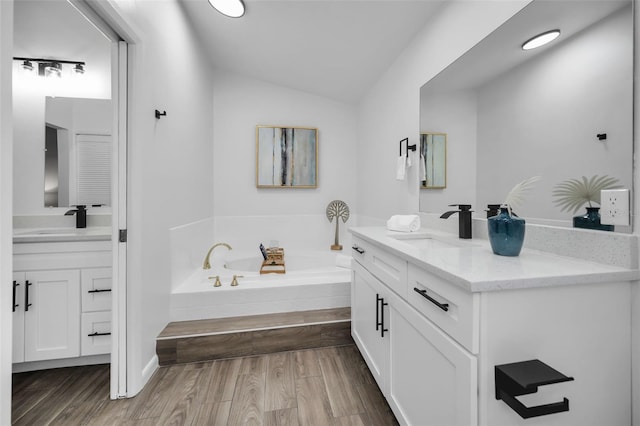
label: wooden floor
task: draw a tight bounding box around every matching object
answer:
[12,345,398,425]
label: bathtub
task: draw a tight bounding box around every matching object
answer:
[170,250,352,321]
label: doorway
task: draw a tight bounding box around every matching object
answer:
[10,0,129,403]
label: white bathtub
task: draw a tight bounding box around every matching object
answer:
[170,250,352,321]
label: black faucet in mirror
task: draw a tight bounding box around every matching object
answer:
[440,204,472,239]
[65,205,87,228]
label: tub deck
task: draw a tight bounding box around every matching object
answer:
[157,307,352,366]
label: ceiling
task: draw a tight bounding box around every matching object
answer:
[179,0,447,104]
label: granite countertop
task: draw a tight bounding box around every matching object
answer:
[350,226,640,293]
[13,226,112,243]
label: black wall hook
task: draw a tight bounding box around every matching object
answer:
[597,133,607,140]
[155,109,167,119]
[399,138,416,157]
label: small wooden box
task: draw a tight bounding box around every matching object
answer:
[260,248,286,274]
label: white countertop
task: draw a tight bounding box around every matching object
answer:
[13,226,112,243]
[350,227,640,292]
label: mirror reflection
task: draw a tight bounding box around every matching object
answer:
[44,96,112,207]
[420,133,446,189]
[419,0,633,232]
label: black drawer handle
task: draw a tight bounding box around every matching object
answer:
[88,332,111,337]
[13,281,19,312]
[88,288,112,294]
[352,245,365,254]
[413,287,449,312]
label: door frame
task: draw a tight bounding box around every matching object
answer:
[68,0,141,399]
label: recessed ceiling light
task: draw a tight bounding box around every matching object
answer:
[208,0,245,18]
[522,30,561,51]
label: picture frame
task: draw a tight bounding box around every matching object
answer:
[256,125,318,188]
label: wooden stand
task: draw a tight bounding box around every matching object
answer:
[260,247,286,274]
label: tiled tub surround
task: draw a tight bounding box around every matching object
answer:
[350,226,639,425]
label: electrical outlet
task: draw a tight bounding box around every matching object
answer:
[600,189,630,226]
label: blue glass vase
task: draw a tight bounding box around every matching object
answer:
[573,207,613,232]
[487,207,525,256]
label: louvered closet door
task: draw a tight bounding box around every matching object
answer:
[75,134,112,206]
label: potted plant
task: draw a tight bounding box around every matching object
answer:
[488,176,540,256]
[552,175,619,231]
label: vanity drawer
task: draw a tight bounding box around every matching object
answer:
[81,311,111,356]
[81,268,112,312]
[352,237,408,298]
[407,263,479,353]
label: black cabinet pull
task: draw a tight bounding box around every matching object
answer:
[25,280,32,312]
[13,281,19,312]
[376,294,389,338]
[413,287,449,312]
[375,294,382,331]
[88,288,112,294]
[352,245,365,254]
[88,332,111,337]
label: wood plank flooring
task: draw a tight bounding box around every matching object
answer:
[12,345,398,425]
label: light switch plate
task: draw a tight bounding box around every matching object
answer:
[600,189,630,226]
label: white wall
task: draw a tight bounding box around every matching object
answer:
[213,70,358,217]
[356,0,532,222]
[108,0,215,395]
[212,70,357,248]
[0,1,13,422]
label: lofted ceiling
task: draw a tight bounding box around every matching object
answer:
[179,0,447,103]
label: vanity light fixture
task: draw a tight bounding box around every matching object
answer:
[43,62,62,78]
[208,0,245,18]
[13,57,86,78]
[521,30,560,51]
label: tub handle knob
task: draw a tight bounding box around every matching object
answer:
[209,275,222,287]
[231,275,243,287]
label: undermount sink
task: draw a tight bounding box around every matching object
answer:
[14,227,80,236]
[390,233,478,249]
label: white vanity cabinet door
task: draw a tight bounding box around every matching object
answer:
[352,260,390,391]
[23,270,81,361]
[388,299,478,426]
[13,273,25,363]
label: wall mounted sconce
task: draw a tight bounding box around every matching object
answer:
[13,57,86,78]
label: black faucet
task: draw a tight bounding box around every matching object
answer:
[486,204,501,218]
[65,205,87,228]
[440,204,472,239]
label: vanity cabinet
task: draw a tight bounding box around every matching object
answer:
[351,230,633,426]
[352,237,477,426]
[12,240,112,367]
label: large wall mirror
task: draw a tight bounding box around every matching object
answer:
[44,97,112,207]
[419,0,633,233]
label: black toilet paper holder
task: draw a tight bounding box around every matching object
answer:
[495,359,574,419]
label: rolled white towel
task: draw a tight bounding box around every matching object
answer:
[335,254,352,269]
[386,215,421,233]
